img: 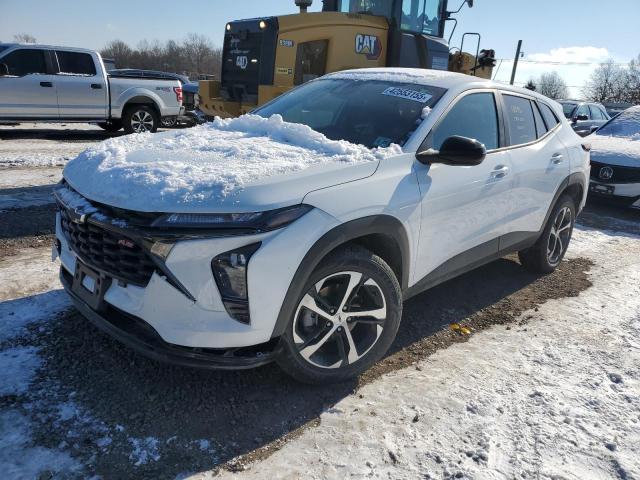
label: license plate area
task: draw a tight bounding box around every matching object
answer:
[590,183,615,196]
[72,261,112,312]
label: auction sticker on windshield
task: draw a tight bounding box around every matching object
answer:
[382,87,433,103]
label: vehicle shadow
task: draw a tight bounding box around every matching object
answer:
[31,254,577,479]
[0,125,125,142]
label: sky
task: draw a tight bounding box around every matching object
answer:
[1,0,639,97]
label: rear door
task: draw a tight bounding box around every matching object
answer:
[413,90,513,281]
[499,93,570,242]
[54,50,107,119]
[0,47,59,118]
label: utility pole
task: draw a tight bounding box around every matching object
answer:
[510,40,522,85]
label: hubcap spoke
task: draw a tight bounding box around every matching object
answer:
[337,272,362,312]
[341,327,360,364]
[299,324,338,361]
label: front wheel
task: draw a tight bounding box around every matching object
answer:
[519,195,576,273]
[123,105,159,134]
[276,246,402,384]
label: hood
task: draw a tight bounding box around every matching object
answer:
[589,133,640,168]
[63,115,401,213]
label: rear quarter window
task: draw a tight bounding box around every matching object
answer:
[56,51,96,75]
[538,102,560,129]
[503,94,537,146]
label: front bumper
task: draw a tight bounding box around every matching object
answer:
[55,199,340,351]
[589,180,640,208]
[60,267,278,369]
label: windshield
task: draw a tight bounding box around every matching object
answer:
[401,0,444,37]
[596,107,640,138]
[340,0,394,16]
[560,102,577,119]
[255,78,446,149]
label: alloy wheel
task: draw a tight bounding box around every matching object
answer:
[547,206,572,266]
[293,271,387,369]
[131,110,154,133]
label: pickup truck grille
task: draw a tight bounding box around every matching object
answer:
[60,207,156,287]
[590,161,640,184]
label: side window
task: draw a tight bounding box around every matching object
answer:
[539,102,559,129]
[294,40,328,86]
[0,49,48,76]
[56,51,96,76]
[432,92,499,150]
[575,104,590,119]
[589,105,605,120]
[531,101,548,137]
[503,94,537,146]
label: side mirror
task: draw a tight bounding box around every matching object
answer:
[574,114,589,122]
[416,135,487,166]
[0,63,8,76]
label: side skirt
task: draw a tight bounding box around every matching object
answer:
[403,231,539,300]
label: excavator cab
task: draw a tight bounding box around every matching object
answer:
[198,0,488,118]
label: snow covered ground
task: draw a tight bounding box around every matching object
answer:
[203,224,640,480]
[0,123,110,168]
[0,218,638,479]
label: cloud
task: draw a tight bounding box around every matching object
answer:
[527,46,610,64]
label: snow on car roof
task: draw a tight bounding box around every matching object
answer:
[62,114,401,211]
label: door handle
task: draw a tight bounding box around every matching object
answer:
[91,83,102,89]
[551,153,564,164]
[490,165,510,179]
[40,81,53,87]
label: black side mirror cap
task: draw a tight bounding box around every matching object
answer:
[574,114,589,122]
[416,135,487,166]
[0,63,8,76]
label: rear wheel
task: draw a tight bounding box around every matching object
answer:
[519,195,575,273]
[123,105,159,134]
[277,246,402,384]
[161,116,178,128]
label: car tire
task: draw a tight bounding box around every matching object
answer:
[276,245,402,384]
[97,120,122,132]
[123,105,159,134]
[518,195,576,274]
[161,116,178,128]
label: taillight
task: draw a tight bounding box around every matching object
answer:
[582,143,592,152]
[174,86,183,103]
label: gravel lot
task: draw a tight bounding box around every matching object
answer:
[0,124,639,479]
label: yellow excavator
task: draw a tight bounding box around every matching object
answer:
[199,0,495,118]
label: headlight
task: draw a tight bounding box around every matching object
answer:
[151,205,313,231]
[212,243,261,324]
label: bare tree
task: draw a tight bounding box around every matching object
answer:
[524,79,537,91]
[582,59,628,103]
[627,54,640,104]
[99,34,221,79]
[13,33,37,43]
[537,72,569,100]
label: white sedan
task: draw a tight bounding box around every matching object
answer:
[588,106,640,208]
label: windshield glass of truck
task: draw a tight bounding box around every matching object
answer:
[340,0,393,16]
[401,0,444,37]
[255,78,446,149]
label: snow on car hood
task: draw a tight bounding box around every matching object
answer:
[589,133,640,168]
[63,115,401,213]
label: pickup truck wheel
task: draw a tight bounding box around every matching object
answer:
[518,195,575,274]
[276,245,402,384]
[97,120,122,132]
[123,105,159,134]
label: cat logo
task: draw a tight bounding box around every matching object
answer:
[355,34,382,60]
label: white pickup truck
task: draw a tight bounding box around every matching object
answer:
[0,44,183,133]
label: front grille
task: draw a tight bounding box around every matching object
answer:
[60,207,156,286]
[590,161,640,184]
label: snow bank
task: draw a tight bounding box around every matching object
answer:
[63,114,401,211]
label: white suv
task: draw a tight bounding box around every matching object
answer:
[54,69,590,384]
